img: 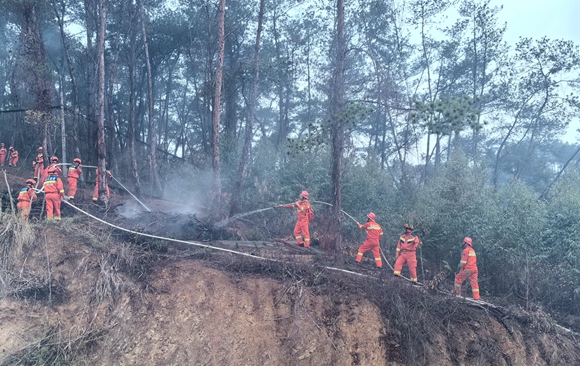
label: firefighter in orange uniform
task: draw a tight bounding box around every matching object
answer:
[454,236,480,300]
[275,190,314,247]
[67,158,82,200]
[0,143,7,166]
[17,179,37,221]
[8,147,18,167]
[33,146,45,179]
[355,212,383,268]
[93,168,112,201]
[40,156,61,183]
[43,166,66,220]
[394,224,421,282]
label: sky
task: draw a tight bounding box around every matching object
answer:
[495,0,580,46]
[492,0,580,143]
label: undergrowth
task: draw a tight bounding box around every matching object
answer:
[1,321,102,366]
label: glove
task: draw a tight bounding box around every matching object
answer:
[357,222,362,228]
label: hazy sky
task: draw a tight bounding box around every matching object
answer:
[493,0,580,142]
[495,0,580,45]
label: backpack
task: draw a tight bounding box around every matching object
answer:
[307,207,315,222]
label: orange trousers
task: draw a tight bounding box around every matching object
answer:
[17,201,31,221]
[293,219,310,247]
[45,193,62,219]
[0,154,6,166]
[455,268,480,299]
[9,156,18,166]
[34,163,44,179]
[356,240,382,267]
[394,251,418,282]
[93,183,110,200]
[67,177,78,198]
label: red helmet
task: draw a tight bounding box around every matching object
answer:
[38,146,43,150]
[25,179,35,185]
[9,146,13,151]
[73,158,82,164]
[300,190,309,199]
[367,212,376,221]
[50,156,59,163]
[463,237,472,246]
[404,224,414,231]
[47,167,59,175]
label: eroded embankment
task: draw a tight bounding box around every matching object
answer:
[0,220,579,366]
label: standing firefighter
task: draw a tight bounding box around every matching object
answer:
[0,143,7,166]
[394,224,421,283]
[275,190,314,248]
[33,146,45,179]
[43,166,66,220]
[67,158,82,200]
[8,147,18,167]
[17,179,37,221]
[355,212,383,268]
[455,236,480,300]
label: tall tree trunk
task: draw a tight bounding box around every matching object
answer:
[230,0,265,216]
[83,0,97,164]
[17,2,53,149]
[138,0,162,197]
[96,0,107,204]
[128,1,141,197]
[329,0,346,263]
[59,67,67,176]
[211,0,226,218]
[54,1,81,164]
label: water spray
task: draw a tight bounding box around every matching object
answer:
[215,207,274,227]
[111,176,152,212]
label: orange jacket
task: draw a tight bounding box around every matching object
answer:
[460,246,477,271]
[68,164,82,179]
[10,150,18,159]
[359,220,383,242]
[284,200,312,222]
[43,176,65,196]
[396,232,420,256]
[17,186,37,202]
[0,147,6,157]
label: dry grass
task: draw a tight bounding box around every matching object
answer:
[1,320,103,366]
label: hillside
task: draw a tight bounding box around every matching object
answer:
[1,168,580,365]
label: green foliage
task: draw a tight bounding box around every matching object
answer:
[416,152,496,264]
[288,101,373,154]
[410,95,482,135]
[544,171,580,297]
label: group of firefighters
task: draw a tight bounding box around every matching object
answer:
[277,190,480,301]
[0,143,19,167]
[9,146,112,221]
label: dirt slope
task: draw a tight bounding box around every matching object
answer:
[0,220,579,366]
